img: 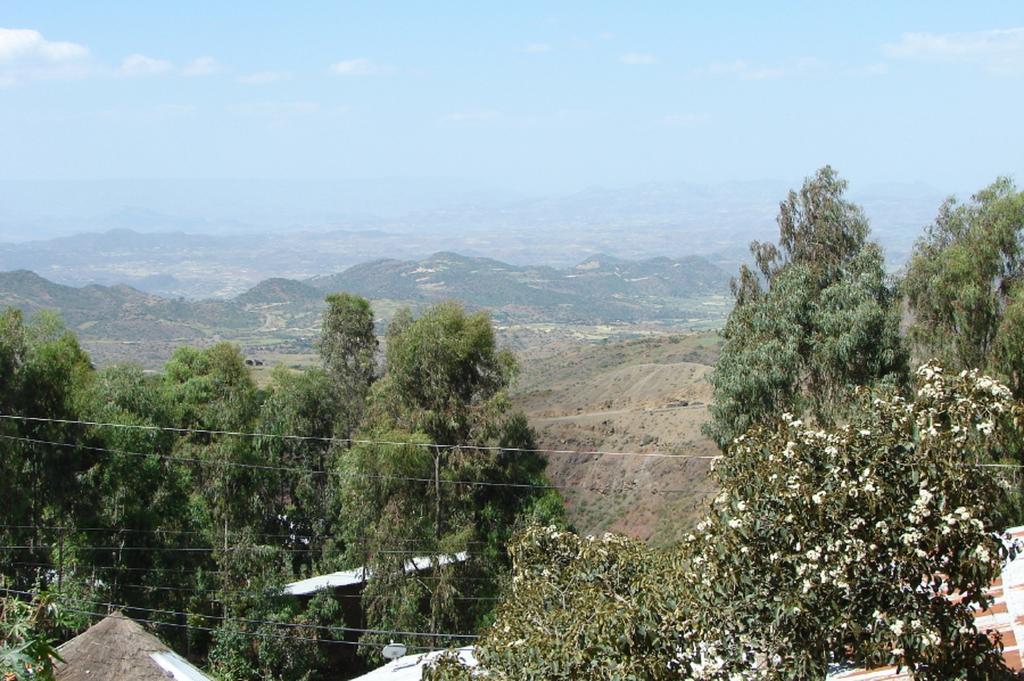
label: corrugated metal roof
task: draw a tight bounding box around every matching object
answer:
[283,552,470,596]
[827,525,1024,679]
[149,651,215,681]
[349,646,477,681]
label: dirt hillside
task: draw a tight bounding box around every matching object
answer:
[513,332,722,545]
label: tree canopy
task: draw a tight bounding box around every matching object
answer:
[705,166,908,447]
[904,177,1024,396]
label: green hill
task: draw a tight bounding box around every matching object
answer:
[0,270,259,341]
[0,252,731,366]
[233,277,325,306]
[310,252,730,323]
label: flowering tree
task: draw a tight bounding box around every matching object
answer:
[431,364,1023,680]
[677,363,1020,679]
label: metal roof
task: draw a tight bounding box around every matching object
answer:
[827,525,1024,679]
[150,651,215,681]
[349,646,477,681]
[283,552,470,596]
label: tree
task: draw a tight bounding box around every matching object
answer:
[256,366,341,570]
[426,525,681,681]
[0,310,95,590]
[904,177,1024,395]
[705,166,908,447]
[318,293,377,437]
[336,303,559,654]
[435,364,1022,680]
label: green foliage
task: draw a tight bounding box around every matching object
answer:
[0,592,67,681]
[678,363,1020,679]
[904,177,1024,396]
[370,301,516,443]
[257,367,341,568]
[436,364,1023,680]
[318,293,377,437]
[164,342,258,431]
[705,166,908,447]
[428,525,681,681]
[337,302,557,656]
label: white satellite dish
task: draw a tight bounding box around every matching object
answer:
[382,641,407,660]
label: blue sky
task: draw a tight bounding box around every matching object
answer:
[2,1,1023,194]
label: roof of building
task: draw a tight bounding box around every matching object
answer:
[349,646,477,681]
[283,552,469,596]
[55,612,213,681]
[827,525,1024,679]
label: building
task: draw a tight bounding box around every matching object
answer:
[54,612,213,681]
[348,646,477,681]
[283,552,469,596]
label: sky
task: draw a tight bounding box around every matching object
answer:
[1,1,1023,195]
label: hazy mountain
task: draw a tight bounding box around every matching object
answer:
[0,252,731,355]
[0,270,259,342]
[0,179,947,294]
[309,251,731,323]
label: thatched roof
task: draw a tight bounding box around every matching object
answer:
[55,612,213,681]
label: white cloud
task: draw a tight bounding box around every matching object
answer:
[182,56,225,77]
[441,110,500,123]
[696,57,825,80]
[620,52,658,65]
[329,57,395,76]
[0,27,91,84]
[119,53,174,77]
[238,70,291,85]
[0,27,89,63]
[703,59,784,80]
[883,27,1024,74]
[524,43,552,53]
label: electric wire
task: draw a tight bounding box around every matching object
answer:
[0,587,478,642]
[0,588,447,651]
[0,433,696,494]
[0,412,718,460]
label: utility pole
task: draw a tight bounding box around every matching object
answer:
[434,452,441,541]
[57,526,64,592]
[222,517,229,618]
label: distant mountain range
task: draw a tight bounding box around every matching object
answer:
[0,252,732,351]
[0,180,948,299]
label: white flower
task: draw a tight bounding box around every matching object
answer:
[890,619,905,636]
[812,491,826,504]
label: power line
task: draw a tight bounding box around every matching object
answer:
[0,433,697,494]
[81,580,500,602]
[7,560,502,583]
[0,587,478,643]
[0,525,493,550]
[0,545,479,558]
[0,413,716,460]
[0,588,446,651]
